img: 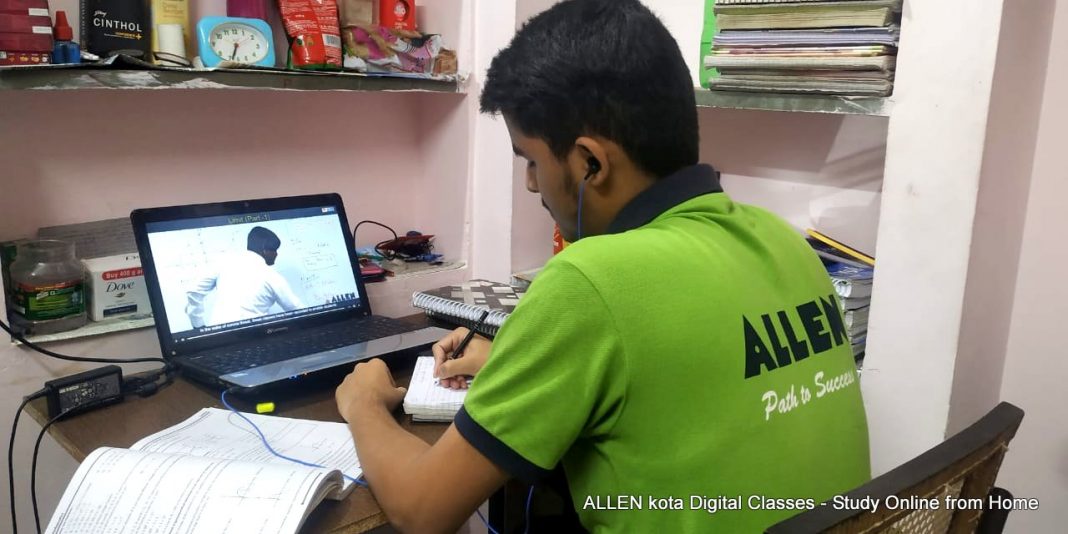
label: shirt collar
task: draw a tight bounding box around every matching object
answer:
[606,164,724,234]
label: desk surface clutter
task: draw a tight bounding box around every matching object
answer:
[27,346,449,534]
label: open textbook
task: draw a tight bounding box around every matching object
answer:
[46,408,362,534]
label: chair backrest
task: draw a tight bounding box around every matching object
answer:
[765,402,1024,534]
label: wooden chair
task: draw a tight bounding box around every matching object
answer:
[766,402,1025,534]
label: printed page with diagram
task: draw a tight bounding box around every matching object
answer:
[45,408,363,533]
[128,408,362,491]
[45,447,343,534]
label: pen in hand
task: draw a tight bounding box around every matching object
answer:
[449,310,490,360]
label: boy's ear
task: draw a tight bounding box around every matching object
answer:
[572,136,610,185]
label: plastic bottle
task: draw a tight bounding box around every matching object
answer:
[51,11,81,64]
[9,240,88,336]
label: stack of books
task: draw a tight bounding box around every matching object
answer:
[803,229,875,365]
[826,261,874,363]
[702,0,901,96]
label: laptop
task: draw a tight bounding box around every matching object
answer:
[131,193,450,392]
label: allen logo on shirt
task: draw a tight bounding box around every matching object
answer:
[743,294,848,379]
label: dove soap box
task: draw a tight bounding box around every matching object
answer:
[81,254,150,321]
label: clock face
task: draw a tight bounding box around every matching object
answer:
[209,23,270,64]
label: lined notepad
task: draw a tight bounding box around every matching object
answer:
[403,357,468,422]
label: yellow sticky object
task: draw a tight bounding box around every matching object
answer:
[256,402,276,414]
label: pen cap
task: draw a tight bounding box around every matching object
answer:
[53,10,73,40]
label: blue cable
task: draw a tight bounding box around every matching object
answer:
[577,179,587,240]
[476,485,534,534]
[219,389,367,487]
[476,510,501,534]
[524,485,534,534]
[221,390,535,531]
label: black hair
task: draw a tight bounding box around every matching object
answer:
[480,0,699,179]
[247,227,281,251]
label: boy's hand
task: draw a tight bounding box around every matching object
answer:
[432,328,492,390]
[335,359,406,421]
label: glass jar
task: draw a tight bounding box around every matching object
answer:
[9,240,87,335]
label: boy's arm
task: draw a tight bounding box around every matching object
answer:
[337,359,509,534]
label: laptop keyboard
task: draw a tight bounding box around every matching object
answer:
[188,316,419,376]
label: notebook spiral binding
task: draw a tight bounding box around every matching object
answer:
[411,293,510,336]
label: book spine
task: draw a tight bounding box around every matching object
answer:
[807,229,876,266]
[833,279,873,299]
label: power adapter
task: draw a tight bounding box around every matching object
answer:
[44,365,125,419]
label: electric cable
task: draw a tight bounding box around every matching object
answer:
[474,485,533,534]
[220,389,528,533]
[352,220,399,260]
[524,484,534,534]
[0,319,167,366]
[476,509,501,534]
[31,408,72,534]
[0,318,175,397]
[220,389,367,487]
[8,388,47,534]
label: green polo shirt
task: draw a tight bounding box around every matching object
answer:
[456,164,870,532]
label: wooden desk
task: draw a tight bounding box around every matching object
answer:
[26,339,448,533]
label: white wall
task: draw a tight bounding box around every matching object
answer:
[702,109,885,252]
[859,0,1007,475]
[947,0,1054,436]
[467,0,518,282]
[996,1,1068,530]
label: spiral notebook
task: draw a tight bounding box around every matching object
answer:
[411,279,526,336]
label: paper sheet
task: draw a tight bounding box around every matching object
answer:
[403,356,468,422]
[46,447,340,534]
[130,408,361,490]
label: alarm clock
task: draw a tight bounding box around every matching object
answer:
[196,16,276,68]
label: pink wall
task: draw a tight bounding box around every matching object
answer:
[508,107,888,275]
[701,108,886,253]
[948,0,1054,436]
[0,91,470,256]
[996,1,1068,530]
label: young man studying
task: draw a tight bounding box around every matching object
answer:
[334,1,870,532]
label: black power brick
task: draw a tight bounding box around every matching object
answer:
[44,365,124,419]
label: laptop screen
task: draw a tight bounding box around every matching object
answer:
[143,204,362,345]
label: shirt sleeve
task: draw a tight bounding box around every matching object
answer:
[268,273,304,311]
[455,259,626,483]
[185,272,218,328]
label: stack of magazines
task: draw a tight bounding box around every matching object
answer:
[804,228,875,366]
[825,261,874,364]
[703,0,901,96]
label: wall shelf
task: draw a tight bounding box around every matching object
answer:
[12,315,156,346]
[0,66,465,93]
[695,89,892,116]
[8,261,468,346]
